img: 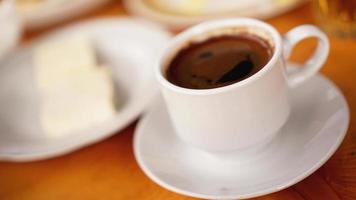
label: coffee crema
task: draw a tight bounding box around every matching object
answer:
[166,34,273,89]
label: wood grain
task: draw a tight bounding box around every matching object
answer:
[1,1,355,200]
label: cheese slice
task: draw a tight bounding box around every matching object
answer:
[34,37,117,137]
[34,36,97,91]
[40,66,116,137]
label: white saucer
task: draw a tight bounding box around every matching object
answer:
[124,0,307,30]
[0,18,171,161]
[134,70,349,199]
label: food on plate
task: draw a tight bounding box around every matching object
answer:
[145,0,262,16]
[34,36,117,137]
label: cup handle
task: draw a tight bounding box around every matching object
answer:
[283,25,329,88]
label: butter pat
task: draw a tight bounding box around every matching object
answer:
[34,37,117,137]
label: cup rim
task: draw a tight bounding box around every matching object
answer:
[156,18,283,95]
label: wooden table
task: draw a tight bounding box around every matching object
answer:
[1,1,355,199]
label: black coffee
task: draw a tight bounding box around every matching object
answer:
[166,34,273,89]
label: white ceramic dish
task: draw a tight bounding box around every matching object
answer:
[18,0,111,30]
[0,18,171,162]
[124,0,307,30]
[0,0,22,60]
[134,67,349,199]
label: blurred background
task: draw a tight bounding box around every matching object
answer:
[11,0,356,36]
[0,0,355,200]
[2,0,353,59]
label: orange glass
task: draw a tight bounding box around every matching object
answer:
[314,0,356,38]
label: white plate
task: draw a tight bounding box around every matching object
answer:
[17,0,111,30]
[0,18,171,162]
[134,69,349,199]
[124,0,307,30]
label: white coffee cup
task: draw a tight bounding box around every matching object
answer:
[0,0,22,60]
[156,18,329,152]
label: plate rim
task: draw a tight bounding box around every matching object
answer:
[124,0,308,30]
[21,0,112,30]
